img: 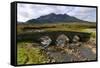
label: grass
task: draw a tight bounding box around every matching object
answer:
[91,32,96,38]
[17,22,96,34]
[81,29,96,38]
[17,42,49,65]
[17,46,28,65]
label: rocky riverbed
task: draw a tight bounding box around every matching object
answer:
[17,37,96,65]
[38,35,96,63]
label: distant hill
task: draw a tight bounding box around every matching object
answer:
[26,13,91,23]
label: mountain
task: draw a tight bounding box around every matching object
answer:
[26,13,89,23]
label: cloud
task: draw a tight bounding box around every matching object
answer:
[67,7,96,22]
[17,3,96,22]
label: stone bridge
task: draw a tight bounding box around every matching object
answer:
[17,31,91,43]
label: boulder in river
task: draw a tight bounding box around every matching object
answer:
[56,34,69,48]
[40,36,52,48]
[72,35,80,43]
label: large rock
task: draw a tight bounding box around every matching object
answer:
[72,35,80,42]
[56,34,69,48]
[40,36,52,48]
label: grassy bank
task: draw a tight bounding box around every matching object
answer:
[17,42,49,65]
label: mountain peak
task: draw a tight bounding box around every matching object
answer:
[46,13,69,16]
[26,13,87,23]
[49,13,56,15]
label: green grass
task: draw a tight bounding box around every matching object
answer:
[81,29,96,38]
[17,22,96,34]
[17,42,49,65]
[17,46,28,65]
[91,32,96,38]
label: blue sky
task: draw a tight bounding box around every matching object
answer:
[17,3,96,22]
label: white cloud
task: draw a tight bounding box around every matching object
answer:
[17,3,96,22]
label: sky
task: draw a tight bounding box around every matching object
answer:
[17,3,96,22]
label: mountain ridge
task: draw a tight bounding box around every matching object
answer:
[26,13,92,23]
